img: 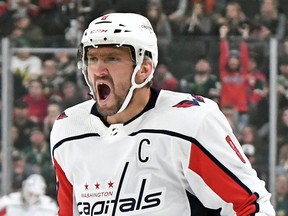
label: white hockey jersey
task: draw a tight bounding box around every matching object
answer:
[0,192,58,216]
[50,88,275,216]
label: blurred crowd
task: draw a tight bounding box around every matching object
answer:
[1,0,288,215]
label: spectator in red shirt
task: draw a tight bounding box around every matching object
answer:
[23,79,49,125]
[219,24,249,132]
[0,0,7,16]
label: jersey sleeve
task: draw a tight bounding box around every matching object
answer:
[52,157,76,216]
[0,196,8,216]
[184,104,275,215]
[50,100,96,216]
[50,119,80,216]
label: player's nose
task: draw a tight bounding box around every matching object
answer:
[90,60,109,77]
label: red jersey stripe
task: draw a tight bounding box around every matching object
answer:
[0,208,6,216]
[53,158,73,216]
[189,143,258,215]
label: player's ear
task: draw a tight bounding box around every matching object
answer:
[136,58,153,84]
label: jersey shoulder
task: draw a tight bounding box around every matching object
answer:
[157,90,219,114]
[148,90,221,134]
[50,99,96,146]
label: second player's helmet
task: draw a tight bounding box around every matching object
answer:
[78,13,158,112]
[22,174,46,205]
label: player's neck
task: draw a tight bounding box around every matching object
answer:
[106,88,150,124]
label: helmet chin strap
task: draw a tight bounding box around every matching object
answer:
[117,64,151,113]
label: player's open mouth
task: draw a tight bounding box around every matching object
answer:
[97,83,111,101]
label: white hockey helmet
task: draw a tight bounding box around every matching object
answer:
[78,13,158,113]
[22,174,46,205]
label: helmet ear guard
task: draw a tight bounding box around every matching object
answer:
[77,44,84,71]
[77,44,95,99]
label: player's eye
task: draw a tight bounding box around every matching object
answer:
[87,56,98,65]
[104,55,119,63]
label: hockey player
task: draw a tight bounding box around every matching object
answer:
[0,174,58,216]
[50,13,275,215]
